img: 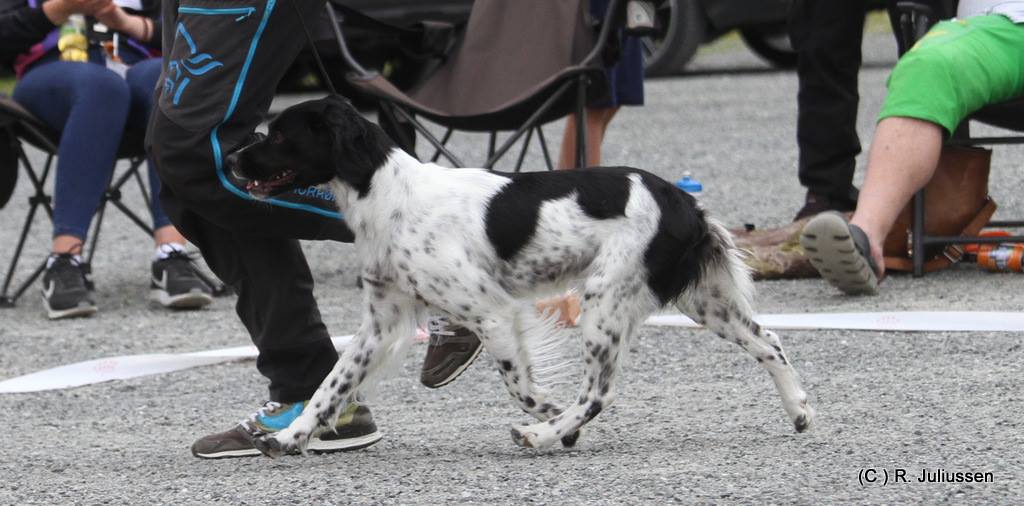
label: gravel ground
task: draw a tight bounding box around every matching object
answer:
[2,31,1022,505]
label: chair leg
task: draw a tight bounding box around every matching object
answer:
[484,80,575,168]
[487,131,497,164]
[1,146,55,307]
[133,161,151,211]
[430,129,454,163]
[85,160,154,281]
[1,201,46,307]
[575,77,588,169]
[513,127,536,173]
[390,106,465,167]
[536,126,554,171]
[912,189,926,277]
[379,103,417,154]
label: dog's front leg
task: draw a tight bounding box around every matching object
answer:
[252,323,378,458]
[255,285,414,458]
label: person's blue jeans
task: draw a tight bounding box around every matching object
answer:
[13,57,169,241]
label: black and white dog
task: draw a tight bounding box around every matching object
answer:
[228,95,815,454]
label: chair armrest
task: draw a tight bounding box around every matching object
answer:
[893,1,939,54]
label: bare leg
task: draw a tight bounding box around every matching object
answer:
[557,107,619,169]
[51,235,83,255]
[153,225,188,247]
[849,116,944,276]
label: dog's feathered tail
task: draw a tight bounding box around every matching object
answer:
[676,218,755,317]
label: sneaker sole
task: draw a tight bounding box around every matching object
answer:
[43,297,97,320]
[800,213,878,295]
[150,289,214,309]
[422,342,484,389]
[192,430,383,459]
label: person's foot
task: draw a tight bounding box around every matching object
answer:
[793,191,858,221]
[420,318,484,388]
[150,250,214,309]
[800,212,883,295]
[41,253,97,319]
[191,401,382,459]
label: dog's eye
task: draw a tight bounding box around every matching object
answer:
[272,132,285,145]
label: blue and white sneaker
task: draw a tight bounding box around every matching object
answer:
[190,401,382,459]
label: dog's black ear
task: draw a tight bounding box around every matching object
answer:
[323,96,394,197]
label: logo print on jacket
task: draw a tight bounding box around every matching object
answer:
[164,23,224,106]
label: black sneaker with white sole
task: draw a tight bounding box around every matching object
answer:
[151,250,214,309]
[41,253,97,319]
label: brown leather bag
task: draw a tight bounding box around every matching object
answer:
[883,145,996,273]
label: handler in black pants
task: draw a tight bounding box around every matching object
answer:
[789,0,902,221]
[147,0,470,458]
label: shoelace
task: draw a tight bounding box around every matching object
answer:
[49,254,87,289]
[426,317,456,345]
[161,250,204,279]
[239,401,282,434]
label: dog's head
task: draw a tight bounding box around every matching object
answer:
[226,95,394,199]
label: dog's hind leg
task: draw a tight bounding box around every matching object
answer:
[676,249,815,433]
[510,277,657,449]
[466,308,568,425]
[255,284,419,457]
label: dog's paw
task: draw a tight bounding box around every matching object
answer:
[792,401,816,433]
[511,423,563,449]
[560,429,582,448]
[253,431,308,458]
[510,427,536,448]
[253,434,288,459]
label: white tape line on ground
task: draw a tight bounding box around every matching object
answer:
[2,312,1022,394]
[646,311,1024,332]
[0,336,352,394]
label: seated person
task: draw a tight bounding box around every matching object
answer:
[800,0,1024,295]
[1,0,213,318]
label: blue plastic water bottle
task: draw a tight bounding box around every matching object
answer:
[675,172,703,196]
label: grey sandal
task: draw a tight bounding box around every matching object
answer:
[800,212,880,295]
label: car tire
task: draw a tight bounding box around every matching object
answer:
[641,0,705,77]
[739,23,798,69]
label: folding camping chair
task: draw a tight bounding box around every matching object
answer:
[0,95,223,307]
[324,0,629,171]
[893,1,1024,276]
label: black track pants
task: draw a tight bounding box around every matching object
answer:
[147,0,350,402]
[789,0,902,203]
[790,0,868,203]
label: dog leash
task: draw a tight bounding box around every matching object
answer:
[287,0,339,95]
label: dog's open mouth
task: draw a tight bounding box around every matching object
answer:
[245,169,296,197]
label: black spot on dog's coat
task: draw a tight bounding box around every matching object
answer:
[484,169,632,260]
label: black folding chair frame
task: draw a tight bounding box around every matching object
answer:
[325,0,628,171]
[1,125,154,307]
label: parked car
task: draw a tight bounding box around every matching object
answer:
[642,0,796,76]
